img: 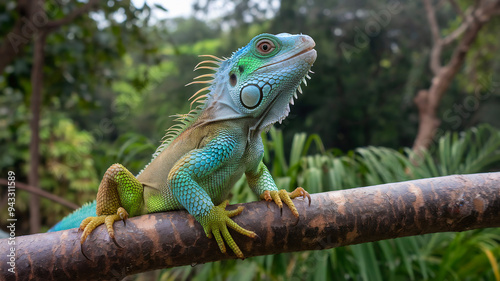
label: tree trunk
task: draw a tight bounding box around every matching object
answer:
[1,173,499,280]
[412,89,440,151]
[28,32,46,233]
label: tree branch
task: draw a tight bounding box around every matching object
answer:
[1,173,499,280]
[423,0,441,43]
[0,179,79,210]
[448,0,464,18]
[442,7,473,46]
[423,0,443,74]
[44,0,99,32]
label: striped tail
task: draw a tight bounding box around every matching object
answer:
[48,201,97,232]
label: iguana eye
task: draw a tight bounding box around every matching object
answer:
[256,39,275,55]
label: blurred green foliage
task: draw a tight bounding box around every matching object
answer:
[1,0,500,279]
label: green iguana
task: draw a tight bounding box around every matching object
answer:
[49,33,317,259]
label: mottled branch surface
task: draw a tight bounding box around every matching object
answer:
[2,173,500,280]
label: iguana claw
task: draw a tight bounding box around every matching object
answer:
[260,187,311,218]
[79,207,129,260]
[80,207,129,243]
[198,200,256,259]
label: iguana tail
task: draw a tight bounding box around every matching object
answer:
[48,201,97,232]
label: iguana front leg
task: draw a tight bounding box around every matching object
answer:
[80,164,144,244]
[247,161,311,217]
[169,131,256,259]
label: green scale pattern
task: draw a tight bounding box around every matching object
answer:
[169,130,236,218]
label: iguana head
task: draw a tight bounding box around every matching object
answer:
[192,33,317,132]
[148,34,316,164]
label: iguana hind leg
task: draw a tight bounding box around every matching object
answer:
[80,164,144,244]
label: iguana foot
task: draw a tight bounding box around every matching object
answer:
[260,187,311,217]
[198,200,256,259]
[79,207,129,244]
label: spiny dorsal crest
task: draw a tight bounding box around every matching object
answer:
[137,54,225,175]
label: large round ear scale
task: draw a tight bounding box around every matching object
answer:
[240,85,263,109]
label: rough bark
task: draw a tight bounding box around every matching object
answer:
[413,0,500,152]
[1,173,499,280]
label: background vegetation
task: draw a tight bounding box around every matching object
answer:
[1,0,500,280]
